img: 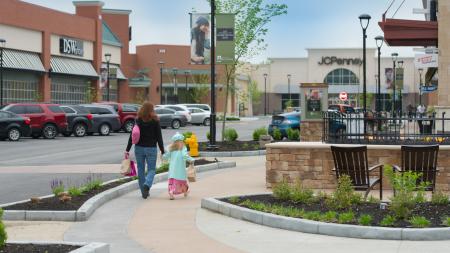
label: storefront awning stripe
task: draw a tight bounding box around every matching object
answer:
[51,56,98,78]
[101,63,127,80]
[2,49,45,72]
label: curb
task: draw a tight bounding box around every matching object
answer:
[199,150,266,157]
[7,241,109,253]
[2,161,236,222]
[201,197,450,241]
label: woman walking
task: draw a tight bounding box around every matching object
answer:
[125,102,164,199]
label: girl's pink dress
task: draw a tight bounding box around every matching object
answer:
[168,178,188,195]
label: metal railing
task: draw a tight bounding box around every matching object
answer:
[323,111,450,145]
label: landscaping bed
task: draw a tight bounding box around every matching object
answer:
[0,243,79,253]
[198,141,263,152]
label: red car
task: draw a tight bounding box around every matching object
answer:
[2,103,68,139]
[96,102,139,133]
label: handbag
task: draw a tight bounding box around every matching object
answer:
[120,153,132,175]
[131,122,140,144]
[187,163,196,182]
[126,160,137,177]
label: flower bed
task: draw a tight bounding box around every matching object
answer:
[198,141,263,152]
[0,243,79,253]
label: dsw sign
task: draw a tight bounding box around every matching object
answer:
[60,38,84,57]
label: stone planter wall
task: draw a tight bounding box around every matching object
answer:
[266,142,450,191]
[300,121,323,142]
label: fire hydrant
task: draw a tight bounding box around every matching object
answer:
[186,134,199,157]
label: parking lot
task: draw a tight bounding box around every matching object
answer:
[0,117,269,166]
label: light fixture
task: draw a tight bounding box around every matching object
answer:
[391,52,398,62]
[418,68,423,75]
[398,60,404,68]
[105,53,111,62]
[358,14,371,30]
[375,35,384,48]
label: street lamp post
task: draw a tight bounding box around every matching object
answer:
[184,70,190,103]
[287,74,291,103]
[398,60,404,116]
[105,53,111,101]
[0,39,5,107]
[391,53,398,116]
[418,68,423,106]
[263,73,268,116]
[158,61,164,104]
[208,0,218,150]
[375,36,384,113]
[359,14,371,113]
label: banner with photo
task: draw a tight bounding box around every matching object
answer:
[395,68,404,89]
[216,14,235,64]
[190,13,211,65]
[385,68,393,89]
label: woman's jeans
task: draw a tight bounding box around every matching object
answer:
[134,145,157,195]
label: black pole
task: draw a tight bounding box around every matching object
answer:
[0,46,3,107]
[264,75,267,116]
[160,66,163,104]
[185,73,188,103]
[419,71,422,105]
[208,0,217,149]
[363,28,367,112]
[377,47,381,113]
[392,61,396,116]
[288,75,291,102]
[106,61,110,101]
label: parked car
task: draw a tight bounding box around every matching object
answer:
[79,104,121,136]
[2,103,68,139]
[158,105,192,122]
[187,107,210,126]
[96,102,138,133]
[0,111,31,141]
[326,111,347,139]
[60,105,94,137]
[155,108,188,129]
[328,104,355,114]
[179,104,211,112]
[268,112,300,138]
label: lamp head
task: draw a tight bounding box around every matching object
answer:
[398,60,404,68]
[418,68,423,75]
[158,61,164,68]
[0,38,5,48]
[105,53,111,62]
[185,70,190,75]
[173,68,178,75]
[375,35,384,48]
[359,14,371,30]
[287,74,291,79]
[263,73,268,78]
[391,52,398,62]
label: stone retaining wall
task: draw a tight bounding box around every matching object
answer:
[266,142,450,191]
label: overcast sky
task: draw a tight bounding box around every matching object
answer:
[23,0,425,62]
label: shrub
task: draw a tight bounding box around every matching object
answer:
[241,200,269,212]
[272,180,291,201]
[228,196,240,204]
[358,214,373,226]
[409,216,430,228]
[290,181,315,204]
[206,131,211,141]
[0,209,7,249]
[68,186,83,197]
[84,179,103,192]
[380,215,396,227]
[338,211,355,224]
[50,179,65,196]
[287,128,300,141]
[385,169,429,219]
[182,131,193,139]
[224,128,238,142]
[303,211,321,221]
[242,143,249,149]
[431,191,450,205]
[253,127,268,141]
[326,175,356,210]
[367,195,381,204]
[319,211,337,222]
[442,217,450,227]
[157,163,170,174]
[272,128,282,141]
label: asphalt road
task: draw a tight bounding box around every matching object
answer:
[0,117,270,166]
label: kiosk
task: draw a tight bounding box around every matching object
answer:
[300,83,328,141]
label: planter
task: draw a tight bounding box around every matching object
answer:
[1,241,108,253]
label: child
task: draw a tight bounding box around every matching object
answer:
[163,133,195,200]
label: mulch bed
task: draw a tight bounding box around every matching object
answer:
[0,243,79,253]
[3,159,218,211]
[198,141,263,152]
[222,194,450,228]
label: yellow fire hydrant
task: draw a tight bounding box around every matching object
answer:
[186,134,199,157]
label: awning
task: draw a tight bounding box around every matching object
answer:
[51,56,98,78]
[101,63,126,80]
[162,69,211,75]
[2,49,45,72]
[129,76,151,88]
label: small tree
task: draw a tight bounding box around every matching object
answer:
[248,79,262,113]
[191,74,210,103]
[0,209,7,249]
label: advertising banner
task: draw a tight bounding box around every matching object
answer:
[100,68,107,88]
[395,68,404,89]
[305,88,323,119]
[415,54,438,68]
[216,14,235,64]
[385,68,393,89]
[190,13,211,65]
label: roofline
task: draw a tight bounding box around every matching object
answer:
[102,9,132,15]
[73,1,104,7]
[306,47,377,50]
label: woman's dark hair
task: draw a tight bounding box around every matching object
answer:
[192,16,209,58]
[137,102,159,122]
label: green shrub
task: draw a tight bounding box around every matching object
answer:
[409,216,430,228]
[338,211,355,224]
[272,128,282,141]
[68,186,83,197]
[290,181,315,204]
[228,196,240,204]
[224,128,238,142]
[319,211,337,222]
[303,211,321,221]
[380,215,396,227]
[358,214,373,226]
[84,179,103,192]
[182,131,193,139]
[242,143,249,149]
[385,169,429,219]
[50,179,65,196]
[272,180,291,201]
[271,205,304,218]
[287,128,300,141]
[253,127,268,141]
[206,131,211,141]
[431,191,450,205]
[326,175,356,210]
[241,200,270,212]
[0,209,7,249]
[156,163,170,174]
[442,217,450,227]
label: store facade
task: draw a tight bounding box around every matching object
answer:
[250,48,420,115]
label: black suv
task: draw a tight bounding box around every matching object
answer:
[79,104,121,136]
[60,105,94,137]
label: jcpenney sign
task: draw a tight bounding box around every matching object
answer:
[318,56,362,66]
[60,38,84,57]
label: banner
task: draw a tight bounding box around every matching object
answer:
[100,68,107,88]
[415,54,438,68]
[216,14,235,64]
[190,13,211,65]
[395,68,404,89]
[385,68,393,89]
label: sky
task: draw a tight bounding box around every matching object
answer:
[23,0,425,63]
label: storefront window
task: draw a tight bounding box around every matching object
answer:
[324,68,359,85]
[281,94,300,110]
[4,79,39,103]
[51,76,90,104]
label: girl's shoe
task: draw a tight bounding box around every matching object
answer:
[169,191,174,200]
[184,191,189,197]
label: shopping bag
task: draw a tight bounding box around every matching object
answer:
[126,160,137,177]
[120,158,131,175]
[187,163,196,182]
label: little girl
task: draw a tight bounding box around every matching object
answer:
[163,133,195,200]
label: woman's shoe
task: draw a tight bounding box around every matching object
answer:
[142,185,150,199]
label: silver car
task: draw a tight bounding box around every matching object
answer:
[155,108,188,129]
[188,107,210,126]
